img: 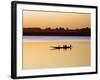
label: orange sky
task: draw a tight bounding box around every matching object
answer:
[23,10,91,29]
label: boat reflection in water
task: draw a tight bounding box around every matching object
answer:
[51,45,72,50]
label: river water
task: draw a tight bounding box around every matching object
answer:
[22,36,91,69]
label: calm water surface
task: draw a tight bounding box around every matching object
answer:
[23,36,90,69]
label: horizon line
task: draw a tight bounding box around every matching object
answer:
[23,27,91,30]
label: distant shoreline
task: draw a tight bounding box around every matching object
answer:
[23,32,90,36]
[23,27,90,36]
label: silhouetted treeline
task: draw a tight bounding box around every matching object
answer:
[23,27,90,36]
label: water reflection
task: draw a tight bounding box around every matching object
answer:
[23,37,90,69]
[50,47,72,51]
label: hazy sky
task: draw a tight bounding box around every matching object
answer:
[23,10,91,29]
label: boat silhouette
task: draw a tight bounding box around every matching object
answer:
[51,45,72,49]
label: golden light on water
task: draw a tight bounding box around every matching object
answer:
[23,41,90,69]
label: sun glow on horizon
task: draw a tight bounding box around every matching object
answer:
[23,10,91,29]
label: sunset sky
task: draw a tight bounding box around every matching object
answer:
[23,10,91,29]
